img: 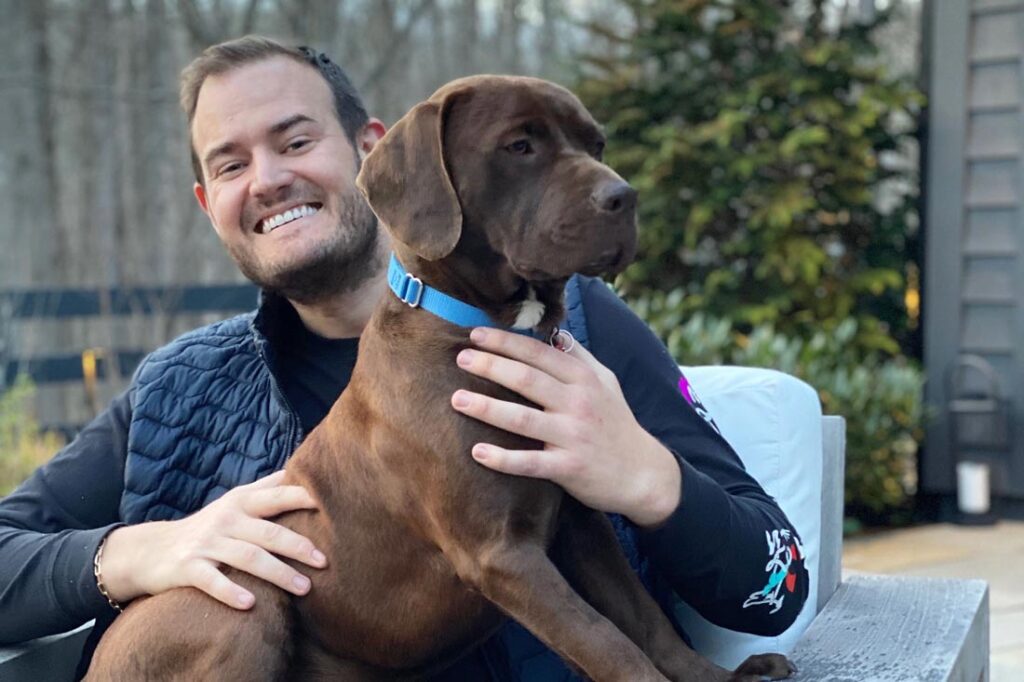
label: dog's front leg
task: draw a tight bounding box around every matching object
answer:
[550,498,795,682]
[443,539,669,682]
[549,498,724,681]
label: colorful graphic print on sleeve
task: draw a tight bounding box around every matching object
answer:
[677,374,722,435]
[743,529,805,614]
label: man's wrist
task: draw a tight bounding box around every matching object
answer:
[99,523,154,604]
[94,530,124,612]
[627,435,682,528]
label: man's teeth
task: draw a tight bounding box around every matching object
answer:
[260,204,318,233]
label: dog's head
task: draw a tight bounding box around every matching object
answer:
[356,75,637,332]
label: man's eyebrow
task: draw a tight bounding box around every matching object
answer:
[201,115,319,170]
[270,113,317,136]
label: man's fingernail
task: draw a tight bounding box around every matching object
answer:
[470,328,487,343]
[453,391,471,408]
[312,549,327,565]
[293,575,311,593]
[237,591,255,608]
[472,445,490,461]
[457,349,474,366]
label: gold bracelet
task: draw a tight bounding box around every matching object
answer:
[93,532,123,613]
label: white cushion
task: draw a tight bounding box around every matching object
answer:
[673,365,823,668]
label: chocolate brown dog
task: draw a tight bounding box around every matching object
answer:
[86,76,795,681]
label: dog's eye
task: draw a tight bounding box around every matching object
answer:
[505,139,533,155]
[594,141,606,160]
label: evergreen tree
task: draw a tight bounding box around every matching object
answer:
[576,0,923,356]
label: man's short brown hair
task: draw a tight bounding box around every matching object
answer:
[180,35,369,185]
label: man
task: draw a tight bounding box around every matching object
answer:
[0,37,808,679]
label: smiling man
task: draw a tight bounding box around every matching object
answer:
[189,47,388,338]
[0,36,808,680]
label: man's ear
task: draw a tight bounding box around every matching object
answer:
[194,182,211,216]
[356,118,387,164]
[355,93,464,261]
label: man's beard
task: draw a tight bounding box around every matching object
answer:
[232,188,382,305]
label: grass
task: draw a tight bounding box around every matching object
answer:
[0,377,65,496]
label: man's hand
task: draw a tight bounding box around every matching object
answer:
[451,327,681,527]
[100,470,327,609]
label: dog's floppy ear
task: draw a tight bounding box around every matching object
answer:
[356,95,463,261]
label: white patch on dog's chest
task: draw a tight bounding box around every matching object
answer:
[512,287,545,330]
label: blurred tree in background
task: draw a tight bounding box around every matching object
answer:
[577,0,925,526]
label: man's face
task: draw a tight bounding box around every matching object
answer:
[192,56,381,303]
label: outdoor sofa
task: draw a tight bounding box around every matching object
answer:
[0,366,990,681]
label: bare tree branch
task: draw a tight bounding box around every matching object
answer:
[177,0,213,52]
[454,0,478,71]
[497,0,522,72]
[358,0,435,92]
[237,0,262,36]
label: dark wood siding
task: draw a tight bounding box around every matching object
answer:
[924,0,1024,498]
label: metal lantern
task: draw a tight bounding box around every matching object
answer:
[946,354,1010,522]
[947,354,1011,453]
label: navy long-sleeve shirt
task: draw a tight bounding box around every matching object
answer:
[0,277,808,663]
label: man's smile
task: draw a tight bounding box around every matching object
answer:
[255,203,323,234]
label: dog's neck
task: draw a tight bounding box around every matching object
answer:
[391,247,567,338]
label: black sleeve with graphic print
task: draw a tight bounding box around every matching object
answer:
[578,277,809,636]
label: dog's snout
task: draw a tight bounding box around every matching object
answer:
[591,180,637,214]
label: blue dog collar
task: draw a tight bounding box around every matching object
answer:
[386,254,577,350]
[387,253,501,329]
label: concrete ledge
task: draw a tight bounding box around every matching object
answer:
[1,573,990,682]
[790,574,990,681]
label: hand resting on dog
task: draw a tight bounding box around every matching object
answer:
[454,326,683,528]
[99,470,327,610]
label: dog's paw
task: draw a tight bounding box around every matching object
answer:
[728,653,797,681]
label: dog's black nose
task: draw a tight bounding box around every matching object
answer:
[591,180,637,214]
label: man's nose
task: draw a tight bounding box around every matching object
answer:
[590,179,637,214]
[249,151,294,199]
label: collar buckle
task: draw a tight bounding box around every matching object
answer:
[398,273,424,308]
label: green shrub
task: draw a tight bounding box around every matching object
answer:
[635,295,924,527]
[0,377,64,496]
[577,0,924,356]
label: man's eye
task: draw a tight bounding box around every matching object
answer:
[217,162,244,177]
[504,139,533,155]
[286,139,311,152]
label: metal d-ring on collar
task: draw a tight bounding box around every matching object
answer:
[549,328,576,353]
[386,253,575,352]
